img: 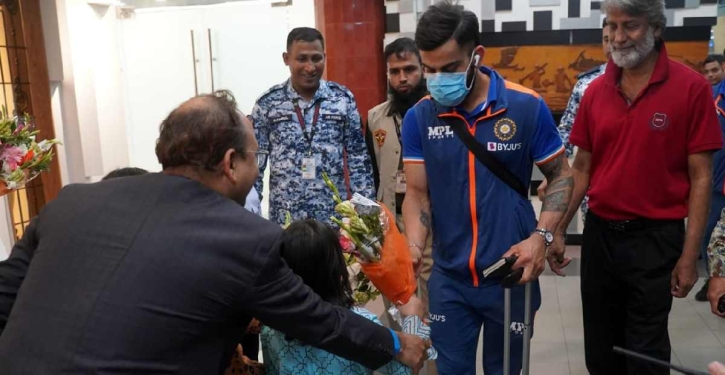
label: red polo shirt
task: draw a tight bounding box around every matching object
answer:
[570,43,722,220]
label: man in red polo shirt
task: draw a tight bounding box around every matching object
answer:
[548,0,723,374]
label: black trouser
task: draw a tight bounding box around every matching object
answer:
[581,212,684,375]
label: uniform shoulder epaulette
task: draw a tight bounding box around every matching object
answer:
[256,83,286,103]
[576,65,603,80]
[327,81,355,99]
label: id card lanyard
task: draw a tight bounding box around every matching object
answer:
[293,99,321,156]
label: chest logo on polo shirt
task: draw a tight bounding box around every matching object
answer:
[428,125,455,140]
[374,129,387,147]
[494,118,517,141]
[651,113,669,130]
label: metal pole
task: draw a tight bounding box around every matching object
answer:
[522,283,532,375]
[503,287,511,375]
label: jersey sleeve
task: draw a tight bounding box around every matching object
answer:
[402,106,424,164]
[531,97,565,165]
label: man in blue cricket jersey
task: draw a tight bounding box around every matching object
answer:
[401,3,574,374]
[703,81,725,303]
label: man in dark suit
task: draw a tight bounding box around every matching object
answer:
[0,91,428,374]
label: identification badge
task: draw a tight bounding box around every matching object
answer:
[302,157,316,180]
[395,170,407,193]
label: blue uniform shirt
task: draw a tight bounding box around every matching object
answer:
[251,79,374,225]
[402,67,564,286]
[713,81,725,194]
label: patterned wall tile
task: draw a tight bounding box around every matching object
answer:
[502,20,527,31]
[530,0,560,5]
[568,0,580,17]
[481,0,496,20]
[496,0,513,12]
[383,0,715,38]
[385,13,400,33]
[534,11,553,30]
[398,0,414,13]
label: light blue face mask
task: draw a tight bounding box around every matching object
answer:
[425,52,481,107]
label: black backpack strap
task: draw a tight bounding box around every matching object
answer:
[440,116,528,198]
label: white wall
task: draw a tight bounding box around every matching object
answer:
[41,0,314,181]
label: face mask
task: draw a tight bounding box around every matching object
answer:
[425,51,480,107]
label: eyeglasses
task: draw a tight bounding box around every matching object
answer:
[244,150,269,168]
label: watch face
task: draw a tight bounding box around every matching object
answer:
[545,232,554,243]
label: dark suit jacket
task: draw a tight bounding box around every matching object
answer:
[0,173,395,374]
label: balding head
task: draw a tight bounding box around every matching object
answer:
[156,90,259,205]
[156,90,249,171]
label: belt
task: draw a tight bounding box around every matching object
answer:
[588,212,683,232]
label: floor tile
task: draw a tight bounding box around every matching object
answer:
[568,361,588,375]
[668,313,708,330]
[531,362,571,375]
[563,325,584,345]
[531,341,568,364]
[673,346,725,371]
[566,343,585,363]
[669,328,722,349]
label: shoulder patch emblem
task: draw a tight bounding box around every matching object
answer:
[374,129,387,147]
[494,118,517,141]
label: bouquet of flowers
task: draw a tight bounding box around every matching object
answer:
[323,172,416,306]
[0,110,59,194]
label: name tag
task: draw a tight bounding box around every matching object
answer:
[321,114,344,122]
[270,114,293,125]
[395,170,406,194]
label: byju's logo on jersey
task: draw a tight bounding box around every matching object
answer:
[428,125,455,140]
[487,142,522,152]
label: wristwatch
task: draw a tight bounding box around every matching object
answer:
[533,228,554,247]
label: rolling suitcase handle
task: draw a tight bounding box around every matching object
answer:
[503,282,532,375]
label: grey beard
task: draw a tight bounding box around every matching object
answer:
[611,29,655,69]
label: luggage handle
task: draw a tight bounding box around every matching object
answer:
[503,283,532,375]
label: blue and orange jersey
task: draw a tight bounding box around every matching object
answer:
[714,81,725,195]
[402,67,564,286]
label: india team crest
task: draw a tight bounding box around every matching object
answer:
[494,118,516,141]
[374,129,387,147]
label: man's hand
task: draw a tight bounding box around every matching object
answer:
[671,256,698,298]
[395,332,430,373]
[536,178,548,199]
[710,362,725,375]
[503,234,546,284]
[398,295,425,321]
[708,276,725,317]
[409,244,423,279]
[546,233,571,276]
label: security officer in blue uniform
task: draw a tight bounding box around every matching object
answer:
[251,27,374,226]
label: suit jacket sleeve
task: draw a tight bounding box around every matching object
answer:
[0,217,38,333]
[247,236,395,370]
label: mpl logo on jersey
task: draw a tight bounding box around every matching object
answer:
[428,125,455,140]
[487,142,522,152]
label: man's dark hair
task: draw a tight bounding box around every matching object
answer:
[705,54,725,65]
[155,90,247,172]
[415,1,480,52]
[384,37,421,64]
[281,220,354,309]
[102,167,148,181]
[286,27,325,51]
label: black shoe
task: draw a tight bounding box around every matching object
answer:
[695,279,709,302]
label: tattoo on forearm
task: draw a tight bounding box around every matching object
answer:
[420,210,431,229]
[540,155,574,212]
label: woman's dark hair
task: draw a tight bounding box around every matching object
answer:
[101,167,148,181]
[415,1,480,52]
[155,90,247,172]
[281,220,354,309]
